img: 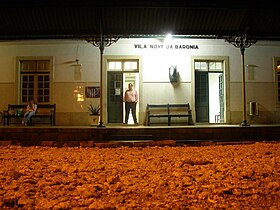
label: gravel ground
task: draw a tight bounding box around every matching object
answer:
[0,142,280,209]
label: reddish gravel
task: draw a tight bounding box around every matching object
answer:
[0,142,280,209]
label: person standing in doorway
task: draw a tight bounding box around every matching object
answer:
[123,83,138,125]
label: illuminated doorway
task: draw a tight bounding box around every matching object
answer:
[195,61,224,123]
[107,60,139,124]
[123,73,139,124]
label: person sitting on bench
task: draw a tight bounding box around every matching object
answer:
[22,99,37,126]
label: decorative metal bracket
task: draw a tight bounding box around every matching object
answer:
[86,35,120,54]
[224,34,257,54]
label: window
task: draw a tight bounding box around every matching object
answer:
[124,61,138,71]
[209,61,222,71]
[108,61,122,71]
[195,61,207,71]
[195,61,223,72]
[108,60,139,72]
[20,60,51,104]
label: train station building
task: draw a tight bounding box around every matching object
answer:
[0,1,280,127]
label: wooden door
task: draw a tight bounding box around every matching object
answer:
[195,71,209,122]
[107,72,123,123]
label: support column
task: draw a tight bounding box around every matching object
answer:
[87,34,119,127]
[224,34,257,126]
[240,46,247,126]
[98,39,104,127]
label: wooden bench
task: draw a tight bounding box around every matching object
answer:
[147,103,193,126]
[3,104,56,126]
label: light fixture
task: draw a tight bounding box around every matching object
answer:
[164,33,172,43]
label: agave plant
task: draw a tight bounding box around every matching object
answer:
[88,104,100,115]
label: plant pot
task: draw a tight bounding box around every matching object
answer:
[89,115,100,126]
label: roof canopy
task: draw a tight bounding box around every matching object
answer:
[1,0,280,41]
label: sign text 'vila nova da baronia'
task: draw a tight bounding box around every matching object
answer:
[134,44,199,50]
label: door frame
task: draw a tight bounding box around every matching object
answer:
[191,56,230,124]
[103,55,142,125]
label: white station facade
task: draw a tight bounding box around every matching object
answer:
[0,37,280,126]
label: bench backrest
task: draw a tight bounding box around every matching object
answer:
[7,104,26,110]
[147,104,170,114]
[36,104,56,115]
[147,103,191,114]
[169,104,191,113]
[7,104,56,115]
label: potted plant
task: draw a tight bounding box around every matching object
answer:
[88,104,100,115]
[88,104,100,126]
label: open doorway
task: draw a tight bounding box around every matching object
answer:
[195,60,224,123]
[123,73,139,124]
[107,59,139,124]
